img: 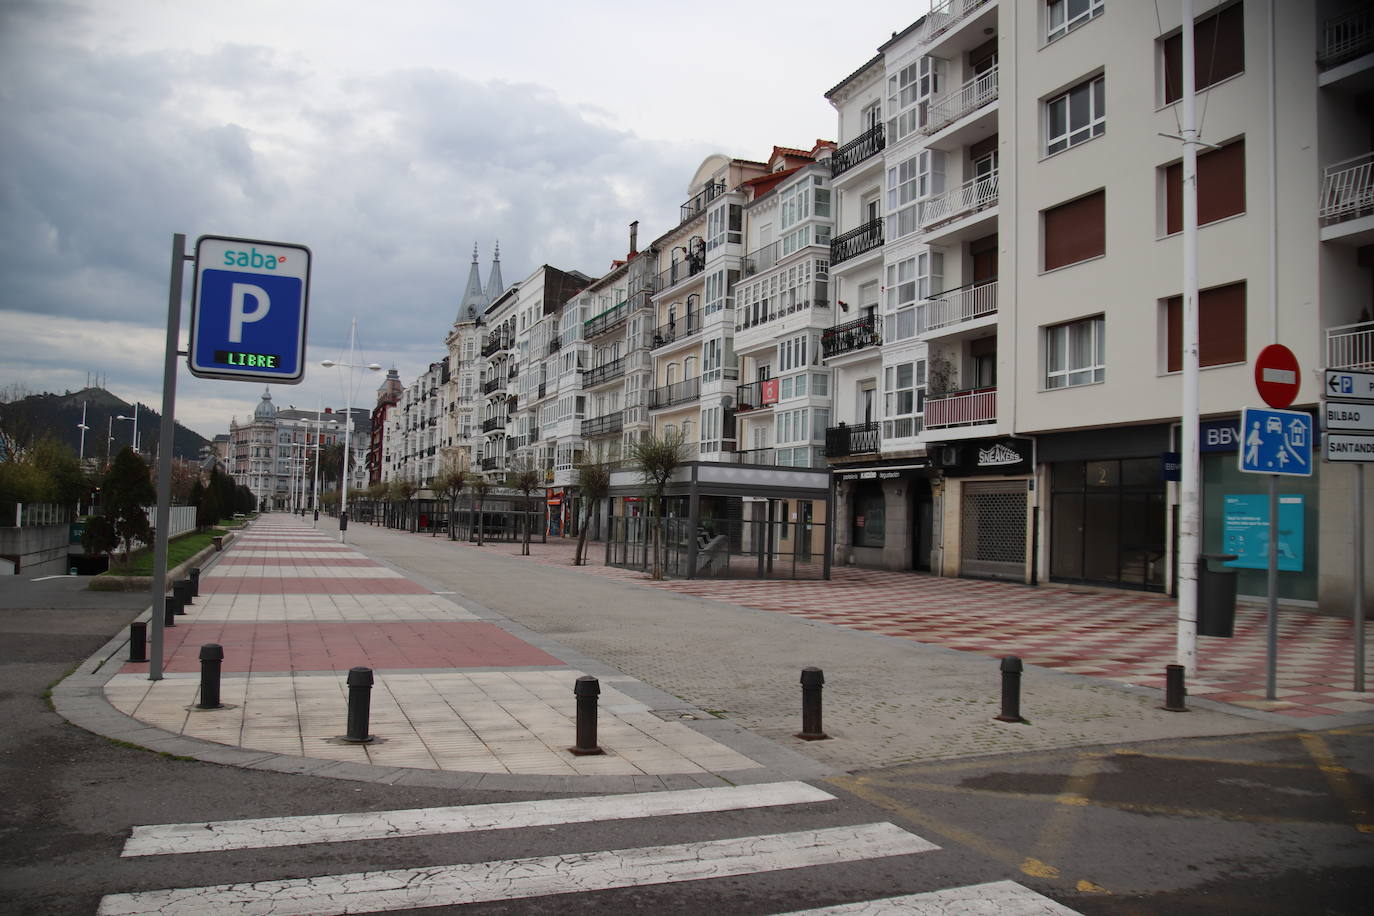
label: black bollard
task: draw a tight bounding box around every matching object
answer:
[197,644,224,709]
[569,675,605,755]
[796,667,829,740]
[189,567,200,598]
[343,666,375,743]
[129,621,148,662]
[995,656,1025,723]
[176,578,194,607]
[1163,664,1189,712]
[164,594,179,627]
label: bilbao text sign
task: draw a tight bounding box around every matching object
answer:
[189,236,311,383]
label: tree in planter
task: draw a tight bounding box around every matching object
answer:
[84,447,154,563]
[628,428,687,580]
[572,461,611,567]
[470,474,490,546]
[505,459,542,556]
[432,461,466,541]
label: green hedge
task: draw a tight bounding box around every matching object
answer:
[102,528,228,577]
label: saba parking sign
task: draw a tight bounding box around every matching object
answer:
[189,235,311,383]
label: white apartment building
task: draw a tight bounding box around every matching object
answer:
[822,0,1373,610]
[383,356,449,489]
[442,245,505,477]
[227,389,356,510]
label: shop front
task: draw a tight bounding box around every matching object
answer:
[935,437,1034,582]
[831,458,934,572]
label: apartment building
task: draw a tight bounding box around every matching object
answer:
[442,245,505,476]
[821,0,1373,609]
[383,357,449,489]
[367,368,404,486]
[227,389,356,510]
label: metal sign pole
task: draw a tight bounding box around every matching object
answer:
[1266,474,1278,700]
[149,233,189,681]
[1356,463,1366,693]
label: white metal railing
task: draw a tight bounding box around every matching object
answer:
[1320,152,1374,224]
[924,387,996,429]
[1319,5,1373,68]
[924,66,998,136]
[922,170,999,228]
[1328,321,1374,370]
[913,0,995,49]
[2,503,71,527]
[918,280,998,334]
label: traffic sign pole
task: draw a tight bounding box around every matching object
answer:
[1266,476,1278,700]
[1356,465,1366,693]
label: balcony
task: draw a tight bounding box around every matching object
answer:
[924,386,996,430]
[584,300,628,338]
[648,375,701,410]
[1319,5,1373,70]
[480,456,501,472]
[480,332,511,358]
[480,416,506,434]
[912,0,994,49]
[735,378,777,412]
[680,180,726,225]
[922,171,998,230]
[824,421,880,458]
[653,253,705,294]
[580,412,624,438]
[741,241,780,278]
[822,314,882,359]
[830,219,884,265]
[918,280,997,336]
[1320,152,1374,228]
[651,310,702,349]
[480,376,504,395]
[831,124,886,179]
[583,356,626,388]
[923,66,998,137]
[1329,321,1374,370]
[547,337,562,355]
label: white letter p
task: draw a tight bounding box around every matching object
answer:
[228,283,271,343]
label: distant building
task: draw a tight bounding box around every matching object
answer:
[226,389,367,510]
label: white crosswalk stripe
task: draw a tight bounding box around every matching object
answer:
[100,783,1083,916]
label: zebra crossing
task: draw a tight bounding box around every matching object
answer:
[99,782,1083,915]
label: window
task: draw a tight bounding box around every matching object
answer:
[885,251,942,341]
[887,58,941,144]
[883,360,926,438]
[1165,281,1247,371]
[1045,316,1105,388]
[1163,138,1245,234]
[1043,190,1105,271]
[1047,0,1103,43]
[708,203,743,251]
[704,268,738,315]
[1045,75,1105,155]
[1162,2,1244,105]
[887,150,944,240]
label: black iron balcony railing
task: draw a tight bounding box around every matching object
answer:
[480,456,501,471]
[480,416,506,433]
[648,375,701,409]
[680,180,726,224]
[824,420,880,457]
[537,382,547,399]
[580,412,624,438]
[480,332,511,358]
[831,123,886,178]
[583,356,626,388]
[480,376,504,395]
[735,378,775,412]
[822,314,881,358]
[653,253,705,293]
[584,300,629,338]
[830,218,884,265]
[651,310,702,349]
[548,337,562,355]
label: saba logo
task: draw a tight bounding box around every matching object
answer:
[223,248,288,270]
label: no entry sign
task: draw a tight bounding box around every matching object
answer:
[1253,344,1300,409]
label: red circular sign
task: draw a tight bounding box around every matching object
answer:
[1254,344,1301,408]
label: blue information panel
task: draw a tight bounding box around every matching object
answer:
[1223,494,1305,571]
[1238,407,1313,476]
[189,235,310,384]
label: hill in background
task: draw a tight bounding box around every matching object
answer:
[0,387,211,461]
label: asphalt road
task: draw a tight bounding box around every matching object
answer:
[2,571,1370,914]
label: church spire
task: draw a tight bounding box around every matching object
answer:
[458,242,487,321]
[484,241,505,301]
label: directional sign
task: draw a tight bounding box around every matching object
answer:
[1324,401,1374,432]
[189,235,310,383]
[1325,369,1374,403]
[1325,434,1374,462]
[1238,407,1313,476]
[1253,344,1300,408]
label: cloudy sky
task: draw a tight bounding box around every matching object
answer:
[1,0,923,440]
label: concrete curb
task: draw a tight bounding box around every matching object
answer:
[86,528,239,592]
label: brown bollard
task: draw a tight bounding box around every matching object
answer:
[796,667,829,740]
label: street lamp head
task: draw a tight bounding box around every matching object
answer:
[320,359,337,368]
[116,415,131,421]
[367,363,382,371]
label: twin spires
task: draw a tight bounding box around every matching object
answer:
[458,242,505,322]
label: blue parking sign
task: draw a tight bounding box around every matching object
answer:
[1238,407,1313,476]
[188,235,310,383]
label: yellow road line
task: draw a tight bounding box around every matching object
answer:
[1300,732,1374,834]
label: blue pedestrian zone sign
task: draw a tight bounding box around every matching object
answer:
[1238,407,1313,476]
[189,235,311,384]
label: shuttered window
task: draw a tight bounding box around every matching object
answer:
[1162,2,1244,104]
[1043,190,1105,271]
[1164,138,1246,234]
[1165,281,1247,371]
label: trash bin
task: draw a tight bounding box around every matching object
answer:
[1198,553,1239,637]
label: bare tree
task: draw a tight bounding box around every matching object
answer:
[432,460,467,541]
[470,474,490,546]
[572,461,611,566]
[629,428,687,580]
[506,459,543,556]
[389,477,417,531]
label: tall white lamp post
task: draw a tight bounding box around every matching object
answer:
[321,319,381,543]
[77,401,90,461]
[116,404,139,453]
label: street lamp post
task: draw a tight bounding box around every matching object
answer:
[116,404,139,453]
[310,412,339,527]
[321,318,381,543]
[77,401,90,461]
